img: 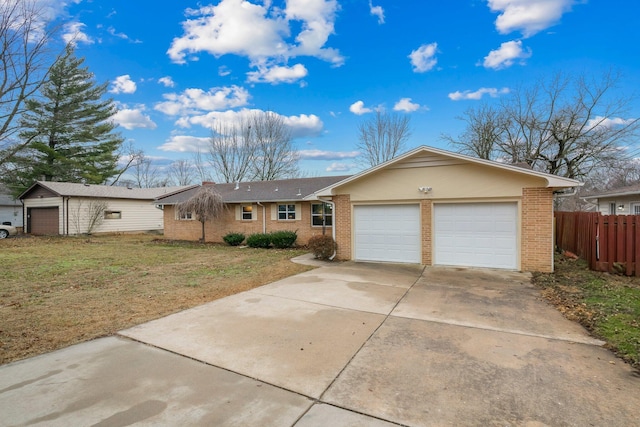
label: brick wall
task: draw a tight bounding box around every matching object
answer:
[333,194,351,260]
[163,202,330,245]
[521,187,554,272]
[421,199,432,265]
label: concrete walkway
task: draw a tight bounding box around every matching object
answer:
[1,258,639,426]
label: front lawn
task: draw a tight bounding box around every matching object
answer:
[533,255,640,368]
[0,234,312,364]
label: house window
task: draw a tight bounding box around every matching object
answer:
[177,211,193,220]
[278,204,296,220]
[609,202,616,214]
[633,204,640,215]
[242,205,253,220]
[104,210,121,220]
[311,203,333,226]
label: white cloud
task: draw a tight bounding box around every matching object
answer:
[282,113,324,138]
[448,87,510,101]
[158,76,175,88]
[219,66,232,76]
[394,98,420,112]
[107,26,142,43]
[369,1,385,24]
[326,162,356,172]
[62,21,94,45]
[169,108,323,139]
[110,75,137,94]
[168,0,343,71]
[349,100,372,115]
[158,135,211,152]
[113,108,157,130]
[299,150,359,160]
[487,0,578,37]
[154,86,250,116]
[482,40,531,69]
[246,63,308,84]
[587,116,636,130]
[409,43,438,73]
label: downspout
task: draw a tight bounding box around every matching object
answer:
[318,197,337,260]
[257,202,266,233]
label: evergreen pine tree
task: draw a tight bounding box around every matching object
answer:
[4,45,123,195]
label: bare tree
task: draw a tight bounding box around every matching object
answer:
[208,119,254,183]
[447,70,639,180]
[442,103,503,160]
[357,111,412,167]
[0,0,57,165]
[168,159,195,186]
[208,111,300,182]
[131,154,168,188]
[70,199,108,234]
[193,148,213,183]
[176,185,225,242]
[250,111,299,181]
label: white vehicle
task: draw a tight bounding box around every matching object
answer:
[0,224,17,239]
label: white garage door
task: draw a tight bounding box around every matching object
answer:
[434,203,518,269]
[354,204,421,263]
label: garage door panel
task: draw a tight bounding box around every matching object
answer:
[434,203,517,269]
[354,205,420,264]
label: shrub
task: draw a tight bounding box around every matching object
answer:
[308,234,337,260]
[270,230,297,249]
[223,232,245,246]
[246,233,271,248]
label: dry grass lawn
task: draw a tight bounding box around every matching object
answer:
[0,234,313,365]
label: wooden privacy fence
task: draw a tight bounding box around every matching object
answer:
[555,211,640,276]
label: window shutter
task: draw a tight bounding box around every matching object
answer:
[235,205,241,221]
[271,203,277,221]
[295,203,301,221]
[252,204,257,221]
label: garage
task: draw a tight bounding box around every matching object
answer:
[434,202,518,269]
[354,204,421,263]
[28,207,59,235]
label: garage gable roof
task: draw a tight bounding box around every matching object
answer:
[19,181,192,201]
[313,145,582,197]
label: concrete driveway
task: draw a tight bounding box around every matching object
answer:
[1,258,639,426]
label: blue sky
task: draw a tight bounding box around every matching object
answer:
[44,0,640,177]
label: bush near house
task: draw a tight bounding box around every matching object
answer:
[223,232,245,246]
[308,234,337,260]
[246,233,272,248]
[270,230,297,249]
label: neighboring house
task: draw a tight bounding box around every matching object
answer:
[0,194,22,227]
[19,181,190,235]
[158,146,581,272]
[0,194,23,227]
[155,176,349,246]
[582,184,640,215]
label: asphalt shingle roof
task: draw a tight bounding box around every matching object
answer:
[582,183,640,199]
[21,181,192,200]
[155,176,351,205]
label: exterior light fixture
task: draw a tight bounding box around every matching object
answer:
[418,186,432,193]
[618,204,624,210]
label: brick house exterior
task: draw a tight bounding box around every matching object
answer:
[156,176,349,246]
[157,146,580,272]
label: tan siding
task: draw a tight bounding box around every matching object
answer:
[336,163,548,202]
[67,198,163,234]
